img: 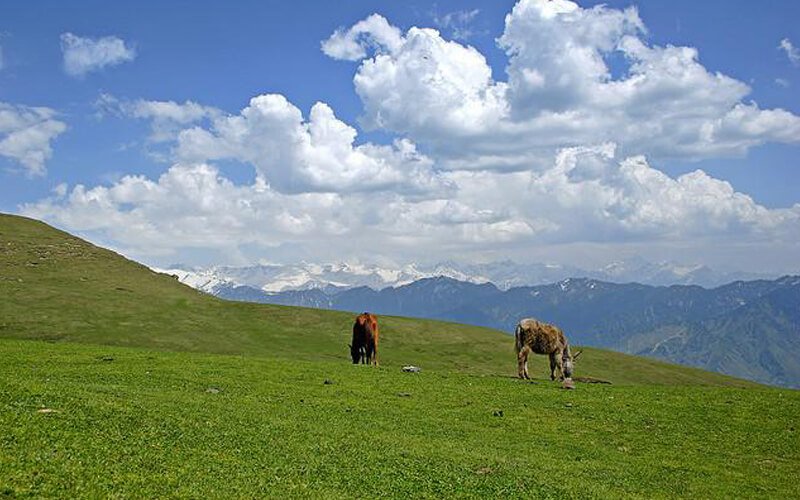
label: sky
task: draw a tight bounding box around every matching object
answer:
[1,0,799,273]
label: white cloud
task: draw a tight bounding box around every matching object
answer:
[500,0,646,114]
[321,14,403,61]
[96,94,221,142]
[0,102,67,176]
[0,46,4,71]
[20,140,800,266]
[60,33,136,77]
[21,163,370,259]
[173,93,446,194]
[779,38,800,66]
[94,92,446,195]
[351,25,508,142]
[326,0,800,169]
[523,144,799,241]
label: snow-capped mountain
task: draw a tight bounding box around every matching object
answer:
[155,267,235,292]
[156,262,490,295]
[153,258,779,296]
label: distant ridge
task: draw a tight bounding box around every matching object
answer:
[155,257,780,295]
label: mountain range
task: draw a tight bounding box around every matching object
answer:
[160,264,800,388]
[157,258,778,294]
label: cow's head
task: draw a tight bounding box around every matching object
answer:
[562,347,578,379]
[562,349,582,379]
[562,355,574,379]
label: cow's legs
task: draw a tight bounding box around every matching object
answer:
[517,346,531,379]
[524,350,530,379]
[549,353,557,380]
[554,352,565,381]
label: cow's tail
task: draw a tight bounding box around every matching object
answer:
[514,322,523,354]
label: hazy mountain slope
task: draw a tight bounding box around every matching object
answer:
[642,281,800,386]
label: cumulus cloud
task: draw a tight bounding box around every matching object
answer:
[20,142,800,265]
[779,38,800,66]
[97,92,445,195]
[321,14,403,61]
[0,102,67,176]
[523,144,799,241]
[352,25,508,140]
[325,0,800,169]
[60,33,136,77]
[21,163,379,259]
[173,93,446,194]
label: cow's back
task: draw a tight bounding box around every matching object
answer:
[517,318,565,354]
[354,313,378,342]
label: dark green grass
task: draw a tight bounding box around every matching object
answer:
[1,339,798,498]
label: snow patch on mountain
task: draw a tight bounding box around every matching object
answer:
[154,267,235,293]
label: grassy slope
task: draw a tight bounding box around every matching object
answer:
[2,339,798,498]
[0,213,752,386]
[3,213,799,497]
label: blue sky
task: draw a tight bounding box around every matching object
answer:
[1,0,799,272]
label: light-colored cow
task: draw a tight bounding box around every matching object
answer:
[515,318,574,381]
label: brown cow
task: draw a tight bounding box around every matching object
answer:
[350,312,379,366]
[515,318,573,381]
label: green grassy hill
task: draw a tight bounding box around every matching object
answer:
[0,213,756,385]
[1,213,798,498]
